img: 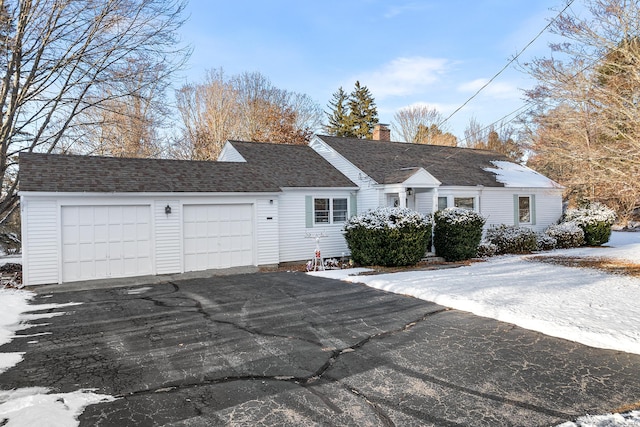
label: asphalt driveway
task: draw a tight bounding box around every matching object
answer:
[2,272,640,426]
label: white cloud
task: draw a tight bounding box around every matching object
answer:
[354,56,451,100]
[457,78,519,100]
[383,2,432,19]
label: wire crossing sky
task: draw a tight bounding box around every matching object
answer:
[178,0,574,138]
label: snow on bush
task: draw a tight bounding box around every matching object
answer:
[536,233,557,251]
[343,207,430,231]
[476,242,498,258]
[564,202,616,246]
[433,208,485,261]
[344,207,432,267]
[545,222,585,249]
[484,225,538,254]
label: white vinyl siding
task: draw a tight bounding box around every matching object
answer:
[21,199,59,286]
[482,188,562,233]
[154,200,182,274]
[280,191,350,263]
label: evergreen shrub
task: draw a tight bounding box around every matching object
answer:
[476,242,498,258]
[433,208,485,261]
[536,233,557,251]
[544,222,584,248]
[563,202,616,246]
[343,207,432,267]
[484,225,538,254]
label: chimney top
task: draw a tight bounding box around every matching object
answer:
[373,123,390,141]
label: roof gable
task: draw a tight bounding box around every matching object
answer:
[226,141,356,188]
[19,153,281,193]
[401,168,441,187]
[316,135,550,188]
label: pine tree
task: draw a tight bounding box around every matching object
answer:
[347,81,378,139]
[324,81,378,138]
[324,87,351,137]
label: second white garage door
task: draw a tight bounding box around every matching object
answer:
[183,204,254,272]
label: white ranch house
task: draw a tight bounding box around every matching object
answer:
[20,128,563,286]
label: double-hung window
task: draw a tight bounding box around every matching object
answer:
[454,197,475,210]
[313,197,348,225]
[518,196,531,224]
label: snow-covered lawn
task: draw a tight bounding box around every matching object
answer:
[311,231,640,427]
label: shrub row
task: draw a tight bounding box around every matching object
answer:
[343,202,617,266]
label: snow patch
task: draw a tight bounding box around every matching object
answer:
[484,160,562,188]
[0,388,116,427]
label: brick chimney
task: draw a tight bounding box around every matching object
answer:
[373,123,391,141]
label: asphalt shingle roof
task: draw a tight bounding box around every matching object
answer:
[19,152,281,193]
[228,141,357,188]
[317,135,512,187]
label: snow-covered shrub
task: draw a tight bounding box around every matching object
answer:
[485,225,538,254]
[563,202,616,246]
[433,208,485,261]
[544,222,584,249]
[476,242,498,258]
[343,207,432,267]
[536,233,557,251]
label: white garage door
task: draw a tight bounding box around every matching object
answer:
[183,204,254,272]
[61,205,152,282]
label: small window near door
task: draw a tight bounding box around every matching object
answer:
[518,196,531,223]
[332,198,348,222]
[454,197,475,210]
[314,198,330,224]
[438,196,448,211]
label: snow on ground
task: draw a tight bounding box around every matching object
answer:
[0,287,114,426]
[311,231,640,426]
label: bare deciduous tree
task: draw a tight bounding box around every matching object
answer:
[523,0,640,219]
[1,0,188,223]
[463,118,524,162]
[392,105,444,143]
[174,69,323,160]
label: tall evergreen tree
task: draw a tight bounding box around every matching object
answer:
[324,87,351,137]
[347,81,378,139]
[324,81,378,138]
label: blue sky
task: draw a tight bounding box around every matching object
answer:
[177,0,575,139]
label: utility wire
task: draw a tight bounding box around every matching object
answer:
[439,0,576,128]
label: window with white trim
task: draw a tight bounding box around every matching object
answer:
[438,196,448,211]
[518,196,531,223]
[314,198,348,224]
[454,197,475,210]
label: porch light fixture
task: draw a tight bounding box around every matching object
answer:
[165,204,172,215]
[406,188,413,196]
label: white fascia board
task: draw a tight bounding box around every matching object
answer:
[279,187,359,192]
[18,191,282,198]
[309,136,378,186]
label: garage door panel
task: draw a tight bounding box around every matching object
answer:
[183,204,254,272]
[62,205,151,282]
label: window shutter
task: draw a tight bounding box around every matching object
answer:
[513,194,520,226]
[531,194,536,225]
[349,194,357,218]
[305,196,313,228]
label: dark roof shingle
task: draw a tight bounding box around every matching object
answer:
[19,153,281,193]
[317,135,512,187]
[228,141,357,188]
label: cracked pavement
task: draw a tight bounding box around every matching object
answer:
[2,272,640,426]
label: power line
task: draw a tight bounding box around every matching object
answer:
[439,0,576,128]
